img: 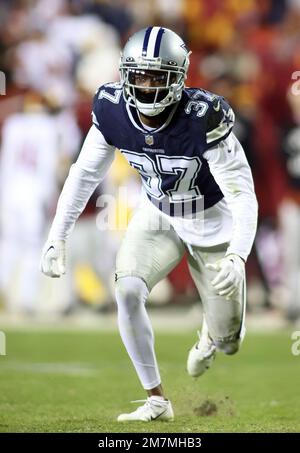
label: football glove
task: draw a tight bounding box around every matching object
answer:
[40,240,66,278]
[205,253,245,299]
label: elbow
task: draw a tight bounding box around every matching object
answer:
[243,190,258,216]
[247,193,259,234]
[253,194,259,218]
[247,192,259,224]
[70,162,101,181]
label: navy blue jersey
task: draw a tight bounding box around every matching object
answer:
[92,83,235,216]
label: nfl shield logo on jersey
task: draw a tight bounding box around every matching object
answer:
[145,134,154,146]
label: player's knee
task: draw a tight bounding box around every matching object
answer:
[215,339,240,355]
[115,276,148,312]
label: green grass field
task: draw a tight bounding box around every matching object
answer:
[0,329,299,433]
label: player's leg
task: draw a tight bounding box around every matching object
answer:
[0,236,18,306]
[0,209,19,308]
[187,245,246,377]
[18,244,42,314]
[115,207,185,421]
[17,207,45,314]
[279,199,300,321]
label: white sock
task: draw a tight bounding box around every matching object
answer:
[115,276,161,390]
[149,395,166,402]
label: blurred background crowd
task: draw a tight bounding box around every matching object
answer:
[0,0,300,324]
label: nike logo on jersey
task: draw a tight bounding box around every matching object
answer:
[213,100,221,112]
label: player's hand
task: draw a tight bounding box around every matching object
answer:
[205,253,245,299]
[40,240,66,278]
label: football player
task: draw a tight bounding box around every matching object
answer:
[0,90,80,314]
[40,27,258,421]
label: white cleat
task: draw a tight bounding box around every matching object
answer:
[117,396,174,422]
[187,321,216,378]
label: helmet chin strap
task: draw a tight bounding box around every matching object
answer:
[135,90,175,117]
[135,90,168,116]
[136,102,166,117]
[135,83,183,117]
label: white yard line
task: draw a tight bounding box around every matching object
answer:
[0,361,98,377]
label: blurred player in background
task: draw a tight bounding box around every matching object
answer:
[0,90,80,313]
[279,89,300,321]
[41,27,258,421]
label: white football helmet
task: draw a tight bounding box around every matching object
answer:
[120,27,191,116]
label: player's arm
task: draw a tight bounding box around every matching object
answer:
[203,132,258,297]
[40,124,115,277]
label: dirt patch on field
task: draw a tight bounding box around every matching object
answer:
[194,399,218,416]
[193,396,236,417]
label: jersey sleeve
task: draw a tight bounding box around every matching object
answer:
[92,87,103,132]
[91,84,123,146]
[203,133,258,261]
[205,96,235,148]
[48,125,115,240]
[91,86,114,146]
